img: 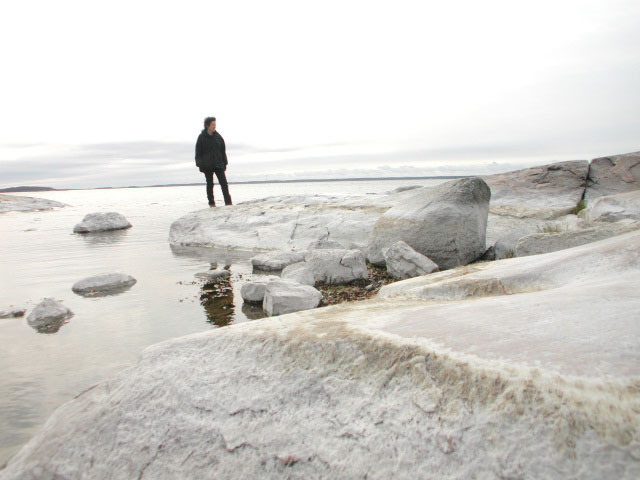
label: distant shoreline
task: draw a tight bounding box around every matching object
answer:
[0,176,470,193]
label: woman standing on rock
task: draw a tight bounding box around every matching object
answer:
[195,117,233,207]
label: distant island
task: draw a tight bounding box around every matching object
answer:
[1,176,470,193]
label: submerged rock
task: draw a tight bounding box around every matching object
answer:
[0,307,26,319]
[367,177,491,269]
[382,241,439,279]
[251,251,306,271]
[585,151,640,201]
[73,212,132,233]
[72,273,137,296]
[262,279,322,316]
[26,299,73,334]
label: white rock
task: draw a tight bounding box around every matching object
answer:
[240,276,279,304]
[26,299,73,333]
[306,238,346,250]
[5,232,640,478]
[72,273,137,296]
[382,241,439,279]
[0,307,26,319]
[367,177,491,269]
[585,151,640,201]
[582,189,640,223]
[0,194,66,213]
[251,251,306,271]
[304,249,368,285]
[281,262,316,286]
[73,212,132,233]
[194,270,231,282]
[262,279,322,316]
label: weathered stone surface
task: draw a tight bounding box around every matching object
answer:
[582,189,640,223]
[0,307,26,319]
[194,270,231,282]
[585,151,640,201]
[304,249,368,284]
[367,177,491,269]
[251,251,306,271]
[0,194,65,213]
[240,276,279,304]
[306,238,346,250]
[26,299,73,334]
[382,241,439,279]
[262,280,322,316]
[281,262,316,286]
[73,212,132,233]
[5,232,640,479]
[72,273,137,296]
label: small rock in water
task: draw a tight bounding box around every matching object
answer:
[195,270,231,282]
[27,299,73,334]
[0,307,26,319]
[263,280,322,316]
[72,273,137,296]
[73,212,132,233]
[240,276,280,304]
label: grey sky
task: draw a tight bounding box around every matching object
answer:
[1,0,638,189]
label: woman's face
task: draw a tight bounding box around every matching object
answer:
[207,120,217,133]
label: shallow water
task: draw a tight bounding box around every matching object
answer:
[0,178,444,464]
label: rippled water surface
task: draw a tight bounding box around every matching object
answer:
[0,179,444,464]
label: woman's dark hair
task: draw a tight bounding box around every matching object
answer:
[204,116,216,128]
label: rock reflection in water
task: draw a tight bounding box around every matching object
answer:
[200,277,235,327]
[241,302,267,320]
[77,229,129,246]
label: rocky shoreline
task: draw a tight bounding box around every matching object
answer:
[2,151,639,479]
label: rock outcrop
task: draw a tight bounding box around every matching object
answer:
[582,189,640,223]
[72,273,137,296]
[382,241,439,279]
[73,212,132,233]
[26,299,73,334]
[4,232,640,479]
[585,151,640,201]
[367,177,491,269]
[262,280,322,316]
[0,194,65,213]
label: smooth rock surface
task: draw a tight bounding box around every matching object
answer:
[306,238,346,250]
[73,212,132,233]
[367,177,491,269]
[72,273,137,296]
[585,151,640,201]
[194,270,231,282]
[382,241,439,279]
[281,262,316,286]
[251,251,306,271]
[0,194,65,213]
[582,189,640,222]
[26,299,73,334]
[262,280,322,316]
[0,307,26,319]
[304,249,368,284]
[4,232,640,479]
[240,276,279,304]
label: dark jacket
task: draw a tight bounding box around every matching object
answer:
[195,129,228,171]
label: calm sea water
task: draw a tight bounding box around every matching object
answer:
[0,178,445,464]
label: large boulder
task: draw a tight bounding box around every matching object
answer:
[304,249,368,284]
[251,252,306,271]
[582,189,640,223]
[72,273,137,296]
[240,276,279,304]
[367,177,491,269]
[382,241,439,280]
[281,262,316,286]
[262,280,322,316]
[585,151,640,201]
[73,212,132,233]
[26,299,73,334]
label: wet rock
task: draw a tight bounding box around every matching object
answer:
[305,249,368,285]
[382,241,439,280]
[27,299,73,334]
[585,151,640,201]
[281,262,316,286]
[240,276,279,304]
[0,307,26,319]
[72,273,137,296]
[263,280,322,316]
[73,212,132,233]
[367,177,490,269]
[195,270,231,282]
[251,251,305,271]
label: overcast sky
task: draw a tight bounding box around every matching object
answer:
[1,0,638,189]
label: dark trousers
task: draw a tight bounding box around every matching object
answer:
[203,169,232,205]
